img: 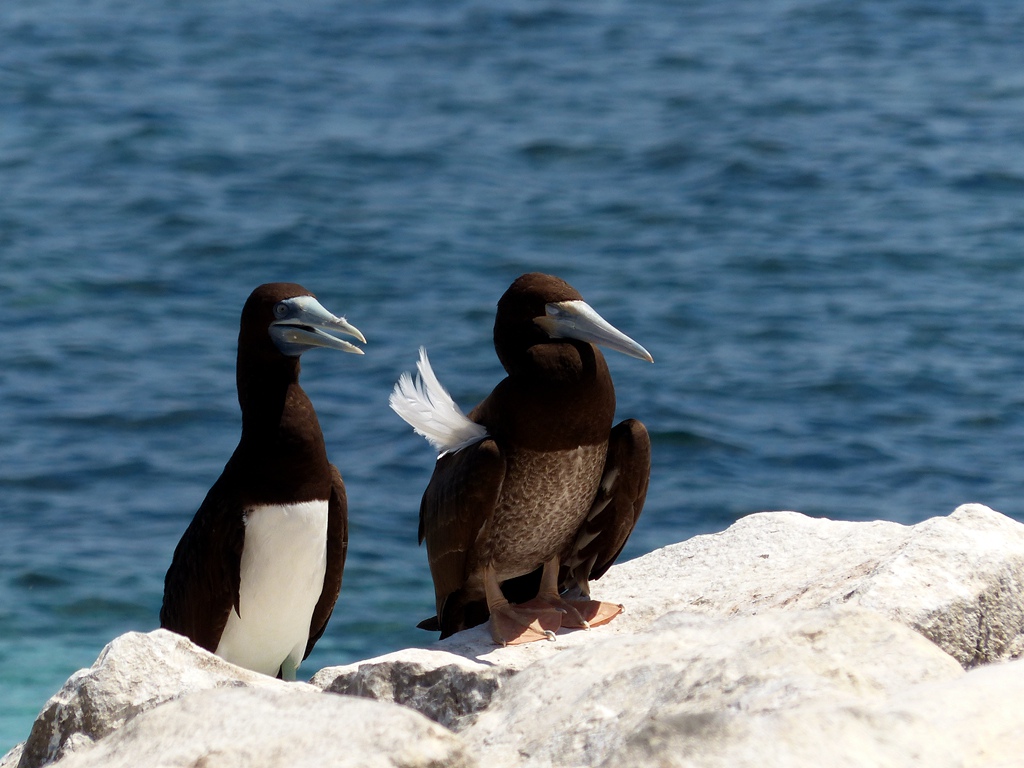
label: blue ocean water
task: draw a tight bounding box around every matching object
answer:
[3,0,1024,752]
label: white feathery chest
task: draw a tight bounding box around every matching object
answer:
[215,499,328,678]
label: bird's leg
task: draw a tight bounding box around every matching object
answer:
[279,655,299,682]
[519,558,623,630]
[484,564,560,646]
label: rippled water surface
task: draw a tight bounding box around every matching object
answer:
[3,0,1024,752]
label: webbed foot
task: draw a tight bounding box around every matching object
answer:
[488,601,562,646]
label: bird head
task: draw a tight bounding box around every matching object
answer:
[493,273,652,375]
[239,282,366,364]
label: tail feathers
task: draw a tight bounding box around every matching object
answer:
[389,347,488,456]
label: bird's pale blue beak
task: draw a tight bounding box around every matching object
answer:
[270,295,366,357]
[534,300,653,363]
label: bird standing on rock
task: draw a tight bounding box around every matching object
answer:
[391,273,652,645]
[161,282,365,679]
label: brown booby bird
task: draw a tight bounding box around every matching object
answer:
[160,283,365,678]
[390,273,652,645]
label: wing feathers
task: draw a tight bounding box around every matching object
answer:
[160,476,244,652]
[305,464,348,659]
[561,418,651,590]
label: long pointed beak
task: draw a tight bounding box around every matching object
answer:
[534,300,653,362]
[270,295,366,356]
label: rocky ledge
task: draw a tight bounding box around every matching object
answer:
[5,503,1024,768]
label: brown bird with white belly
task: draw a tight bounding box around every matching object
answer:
[391,273,652,645]
[161,283,365,678]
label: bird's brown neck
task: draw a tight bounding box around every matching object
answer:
[476,342,616,451]
[231,353,332,505]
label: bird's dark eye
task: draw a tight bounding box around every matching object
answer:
[273,302,289,319]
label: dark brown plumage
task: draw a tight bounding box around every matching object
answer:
[393,273,652,645]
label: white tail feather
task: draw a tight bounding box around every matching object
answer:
[389,347,488,456]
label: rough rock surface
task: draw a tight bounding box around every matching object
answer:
[597,502,1024,667]
[16,630,307,768]
[51,687,474,768]
[462,608,964,768]
[5,504,1024,768]
[312,503,1024,724]
[0,745,20,768]
[310,648,507,731]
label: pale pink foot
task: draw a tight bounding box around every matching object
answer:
[488,602,562,646]
[518,595,623,629]
[560,598,623,628]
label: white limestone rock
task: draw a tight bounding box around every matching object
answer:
[0,745,21,768]
[313,503,1024,731]
[462,608,965,768]
[16,629,306,768]
[50,687,475,768]
[598,503,1024,666]
[596,655,1024,768]
[876,655,1024,768]
[7,504,1024,768]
